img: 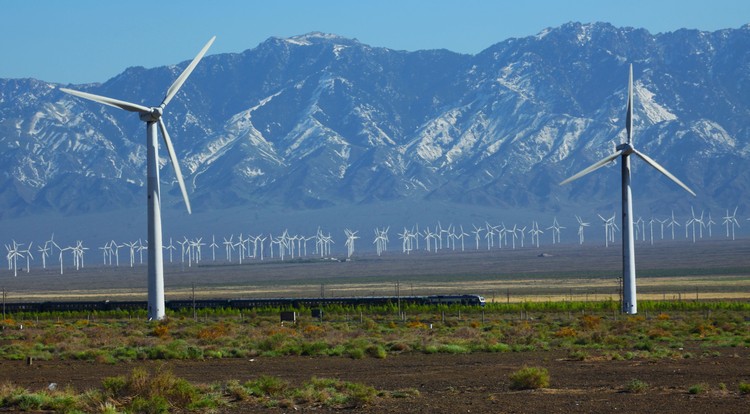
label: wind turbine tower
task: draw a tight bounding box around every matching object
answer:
[60,37,216,320]
[560,65,695,314]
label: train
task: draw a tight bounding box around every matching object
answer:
[0,294,485,314]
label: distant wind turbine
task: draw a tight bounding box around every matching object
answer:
[560,64,695,314]
[60,37,215,320]
[667,210,681,240]
[575,215,590,245]
[344,229,359,258]
[723,207,740,240]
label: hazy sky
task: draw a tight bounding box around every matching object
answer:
[2,0,748,84]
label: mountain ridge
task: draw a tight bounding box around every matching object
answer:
[1,22,749,239]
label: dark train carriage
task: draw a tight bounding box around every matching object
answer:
[0,294,485,314]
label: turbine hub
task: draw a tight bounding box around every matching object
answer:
[139,107,163,123]
[616,143,634,155]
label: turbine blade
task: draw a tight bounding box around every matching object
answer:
[59,88,151,113]
[632,149,696,196]
[158,118,192,214]
[559,151,623,185]
[626,64,633,144]
[161,36,216,108]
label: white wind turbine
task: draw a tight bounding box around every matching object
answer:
[209,235,219,261]
[125,241,138,268]
[657,218,667,240]
[597,214,613,247]
[457,225,469,251]
[344,229,359,258]
[6,241,23,277]
[164,238,175,264]
[20,243,33,273]
[528,221,543,248]
[58,245,73,275]
[518,225,527,247]
[223,236,235,262]
[575,215,590,245]
[685,207,700,243]
[179,237,192,266]
[38,241,51,269]
[422,227,435,252]
[99,242,110,265]
[634,217,644,241]
[648,217,656,245]
[723,207,740,240]
[706,212,715,238]
[547,217,564,244]
[111,240,122,267]
[667,210,681,240]
[506,225,518,249]
[560,65,695,314]
[471,224,483,250]
[60,37,215,320]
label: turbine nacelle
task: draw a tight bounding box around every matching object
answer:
[139,107,163,123]
[616,143,634,155]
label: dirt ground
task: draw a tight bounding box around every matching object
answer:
[1,344,748,413]
[1,239,749,412]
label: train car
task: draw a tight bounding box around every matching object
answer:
[0,294,485,314]
[424,295,486,307]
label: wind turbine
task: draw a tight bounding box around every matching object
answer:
[723,207,740,240]
[667,210,681,240]
[60,37,215,320]
[575,215,590,245]
[560,64,695,314]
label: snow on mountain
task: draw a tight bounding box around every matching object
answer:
[1,22,749,234]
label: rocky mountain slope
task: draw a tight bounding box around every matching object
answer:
[1,22,749,235]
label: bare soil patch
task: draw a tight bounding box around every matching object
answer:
[2,346,749,413]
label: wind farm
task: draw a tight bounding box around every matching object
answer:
[3,206,749,307]
[1,14,750,412]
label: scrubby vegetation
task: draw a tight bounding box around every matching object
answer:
[0,368,383,413]
[1,300,748,365]
[0,300,748,411]
[509,366,550,390]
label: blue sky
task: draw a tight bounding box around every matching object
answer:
[2,0,748,84]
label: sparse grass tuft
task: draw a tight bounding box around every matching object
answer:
[688,383,708,394]
[625,379,648,393]
[508,366,549,390]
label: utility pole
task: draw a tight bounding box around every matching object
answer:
[396,281,401,316]
[192,283,197,321]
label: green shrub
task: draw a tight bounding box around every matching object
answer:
[688,384,707,395]
[346,347,365,359]
[300,341,329,356]
[508,366,549,390]
[438,344,470,354]
[294,377,376,408]
[739,382,750,394]
[487,343,511,352]
[366,344,387,359]
[101,375,127,398]
[130,395,170,414]
[246,375,289,398]
[568,350,588,361]
[625,379,648,393]
[14,393,49,411]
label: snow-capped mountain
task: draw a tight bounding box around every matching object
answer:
[1,23,749,234]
